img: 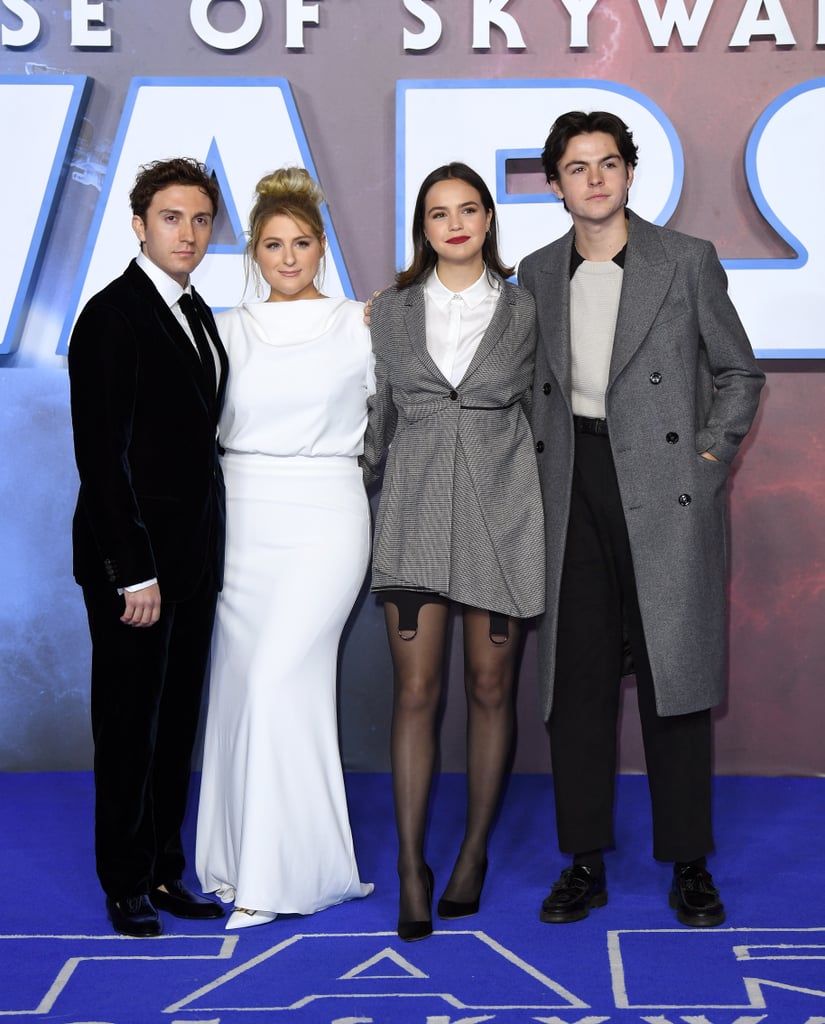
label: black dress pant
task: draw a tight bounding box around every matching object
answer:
[549,430,714,863]
[83,573,217,899]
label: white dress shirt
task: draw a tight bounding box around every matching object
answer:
[423,267,500,387]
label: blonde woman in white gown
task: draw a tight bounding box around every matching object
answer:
[196,168,374,930]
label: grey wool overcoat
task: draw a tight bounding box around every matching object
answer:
[519,210,765,719]
[362,276,545,619]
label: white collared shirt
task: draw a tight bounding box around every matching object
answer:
[423,267,500,387]
[136,250,189,326]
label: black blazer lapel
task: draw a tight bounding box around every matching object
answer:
[192,286,229,416]
[125,261,205,384]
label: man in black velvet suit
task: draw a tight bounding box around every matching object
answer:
[69,158,229,936]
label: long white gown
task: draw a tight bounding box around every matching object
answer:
[196,297,374,916]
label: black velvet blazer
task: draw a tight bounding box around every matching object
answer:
[68,259,229,601]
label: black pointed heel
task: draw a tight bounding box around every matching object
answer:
[397,865,434,941]
[437,858,488,919]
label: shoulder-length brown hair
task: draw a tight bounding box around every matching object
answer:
[396,162,513,290]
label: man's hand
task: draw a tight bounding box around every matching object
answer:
[121,583,161,627]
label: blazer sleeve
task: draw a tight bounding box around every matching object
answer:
[510,284,538,420]
[516,251,541,302]
[360,292,399,487]
[68,299,157,588]
[694,241,765,462]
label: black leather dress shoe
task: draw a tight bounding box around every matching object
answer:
[540,864,608,924]
[106,895,162,937]
[152,880,225,920]
[670,864,725,927]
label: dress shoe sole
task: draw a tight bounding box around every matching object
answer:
[540,889,608,924]
[106,902,162,938]
[108,916,162,937]
[669,892,726,927]
[153,900,224,920]
[152,892,224,920]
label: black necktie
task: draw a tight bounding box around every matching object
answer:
[178,292,217,397]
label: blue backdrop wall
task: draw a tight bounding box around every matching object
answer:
[1,1,823,775]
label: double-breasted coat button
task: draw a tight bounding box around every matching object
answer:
[666,432,679,444]
[535,440,545,453]
[449,389,458,401]
[542,382,552,394]
[649,371,662,385]
[678,493,691,506]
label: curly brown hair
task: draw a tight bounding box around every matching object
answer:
[129,157,220,220]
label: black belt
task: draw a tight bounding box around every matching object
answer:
[573,415,609,437]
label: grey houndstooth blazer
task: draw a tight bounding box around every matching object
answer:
[361,274,545,619]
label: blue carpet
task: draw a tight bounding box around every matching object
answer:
[0,772,823,1023]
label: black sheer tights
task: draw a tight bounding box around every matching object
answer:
[384,598,520,923]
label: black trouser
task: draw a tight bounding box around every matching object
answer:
[549,428,714,863]
[83,573,217,899]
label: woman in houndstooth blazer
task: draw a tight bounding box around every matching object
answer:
[362,163,545,941]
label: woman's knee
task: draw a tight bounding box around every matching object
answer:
[393,673,441,715]
[465,668,512,712]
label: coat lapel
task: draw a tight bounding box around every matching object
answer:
[402,283,449,384]
[125,261,217,416]
[127,261,203,376]
[192,285,229,416]
[608,211,677,389]
[460,277,512,385]
[534,228,574,407]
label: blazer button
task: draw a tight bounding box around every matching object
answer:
[649,371,662,385]
[666,431,679,444]
[535,440,545,453]
[449,389,458,401]
[678,493,691,506]
[542,382,552,395]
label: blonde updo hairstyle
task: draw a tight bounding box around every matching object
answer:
[246,167,327,296]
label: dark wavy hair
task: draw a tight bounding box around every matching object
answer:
[129,157,220,220]
[540,110,639,185]
[396,162,513,289]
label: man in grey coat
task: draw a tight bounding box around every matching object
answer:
[519,111,764,927]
